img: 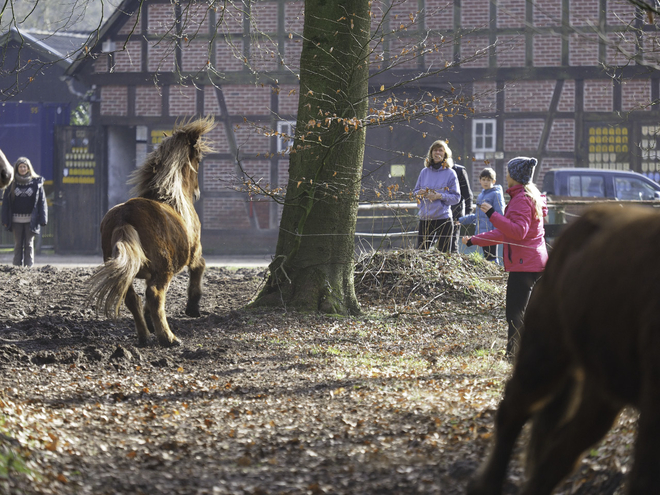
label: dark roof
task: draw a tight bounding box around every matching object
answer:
[0,27,88,66]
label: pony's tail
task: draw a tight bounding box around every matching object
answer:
[87,225,148,319]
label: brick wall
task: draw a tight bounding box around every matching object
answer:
[643,34,660,65]
[250,39,280,72]
[569,33,599,66]
[472,81,497,113]
[606,0,636,25]
[135,85,163,117]
[180,1,211,35]
[621,79,652,112]
[497,0,525,29]
[505,81,555,112]
[460,35,490,68]
[533,34,562,67]
[283,39,302,71]
[148,4,174,34]
[181,40,210,72]
[148,41,176,72]
[504,119,545,151]
[204,86,222,115]
[100,86,128,116]
[93,55,109,74]
[113,41,142,72]
[117,15,140,35]
[206,126,232,154]
[251,1,279,33]
[557,80,575,112]
[546,119,575,151]
[425,0,454,31]
[241,159,271,185]
[533,0,561,27]
[169,85,197,117]
[461,0,490,28]
[496,35,526,67]
[223,85,272,115]
[389,0,420,29]
[277,85,300,116]
[203,159,239,192]
[424,36,454,70]
[606,32,638,67]
[389,38,421,69]
[234,124,271,155]
[203,198,250,229]
[584,79,613,112]
[218,3,245,35]
[216,38,245,72]
[569,0,599,26]
[284,1,304,34]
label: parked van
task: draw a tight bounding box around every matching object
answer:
[542,168,660,200]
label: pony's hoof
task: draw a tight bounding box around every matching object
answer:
[185,307,201,318]
[162,338,181,348]
[137,338,149,348]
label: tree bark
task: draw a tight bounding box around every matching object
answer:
[250,0,370,314]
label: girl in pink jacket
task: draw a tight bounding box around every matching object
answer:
[462,157,548,358]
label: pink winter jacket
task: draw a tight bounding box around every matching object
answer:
[470,184,548,273]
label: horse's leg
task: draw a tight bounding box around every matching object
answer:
[124,285,151,346]
[519,378,621,495]
[185,256,205,317]
[627,335,660,494]
[144,280,180,347]
[468,303,572,495]
[142,301,155,334]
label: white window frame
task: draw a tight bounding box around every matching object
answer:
[472,118,497,153]
[277,120,296,154]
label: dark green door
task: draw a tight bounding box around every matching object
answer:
[54,126,104,254]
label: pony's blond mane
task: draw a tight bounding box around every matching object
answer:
[129,118,215,228]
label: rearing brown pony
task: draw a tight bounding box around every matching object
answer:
[0,148,15,189]
[87,118,215,347]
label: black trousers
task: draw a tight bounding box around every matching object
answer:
[483,245,497,262]
[505,271,542,356]
[417,218,454,253]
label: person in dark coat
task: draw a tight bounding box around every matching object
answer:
[450,161,474,253]
[1,157,48,267]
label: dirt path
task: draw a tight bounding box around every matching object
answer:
[0,254,632,494]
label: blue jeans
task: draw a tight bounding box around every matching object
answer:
[12,222,35,267]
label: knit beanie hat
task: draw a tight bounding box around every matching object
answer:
[507,157,537,185]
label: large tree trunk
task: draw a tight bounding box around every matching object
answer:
[250,0,370,314]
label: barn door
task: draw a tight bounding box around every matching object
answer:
[54,126,105,254]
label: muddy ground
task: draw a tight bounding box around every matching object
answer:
[0,252,634,494]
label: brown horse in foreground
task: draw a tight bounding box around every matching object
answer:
[87,118,214,347]
[468,204,660,495]
[0,148,14,189]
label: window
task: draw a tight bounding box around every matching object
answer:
[568,175,605,197]
[614,177,657,200]
[277,120,296,154]
[472,119,496,152]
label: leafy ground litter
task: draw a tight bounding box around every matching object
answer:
[0,250,636,494]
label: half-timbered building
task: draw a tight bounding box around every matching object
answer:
[64,0,660,254]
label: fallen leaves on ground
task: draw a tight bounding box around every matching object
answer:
[0,253,634,494]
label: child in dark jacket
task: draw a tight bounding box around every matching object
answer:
[1,157,48,267]
[458,167,505,262]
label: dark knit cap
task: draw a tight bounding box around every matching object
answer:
[507,157,537,185]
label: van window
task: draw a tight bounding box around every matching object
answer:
[568,175,605,197]
[614,177,657,200]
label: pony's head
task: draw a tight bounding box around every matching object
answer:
[0,148,14,190]
[129,117,215,216]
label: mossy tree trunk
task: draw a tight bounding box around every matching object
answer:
[250,0,370,314]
